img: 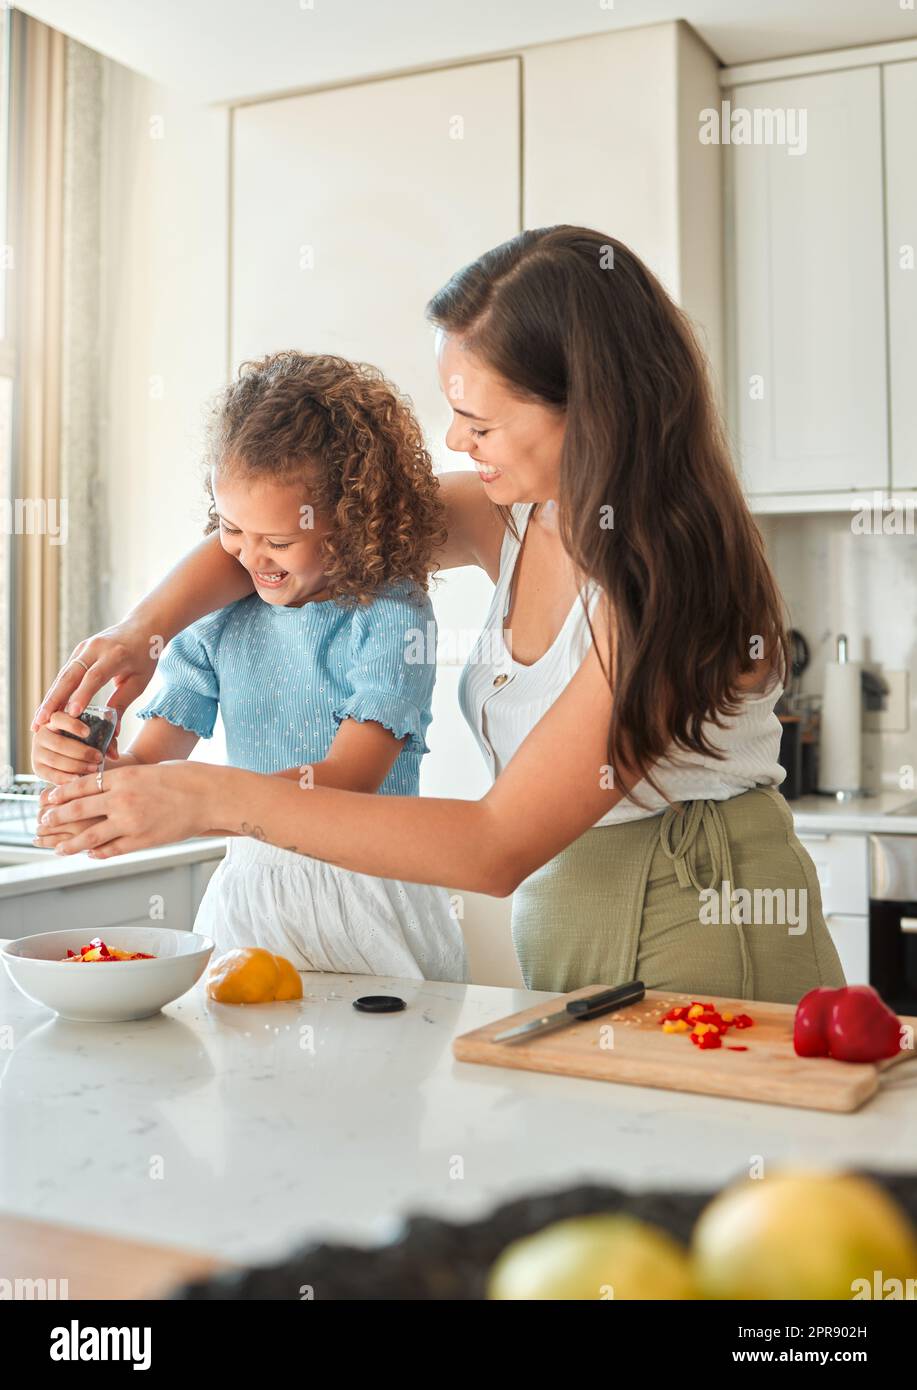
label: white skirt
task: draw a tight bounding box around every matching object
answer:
[194,838,468,983]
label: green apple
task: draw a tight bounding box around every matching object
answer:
[693,1169,917,1300]
[488,1213,695,1301]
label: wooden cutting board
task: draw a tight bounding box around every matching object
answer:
[453,987,917,1113]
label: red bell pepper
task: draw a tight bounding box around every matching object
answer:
[827,985,902,1062]
[793,987,838,1057]
[793,985,902,1063]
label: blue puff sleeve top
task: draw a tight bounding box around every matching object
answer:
[136,581,437,796]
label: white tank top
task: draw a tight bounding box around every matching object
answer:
[457,503,787,826]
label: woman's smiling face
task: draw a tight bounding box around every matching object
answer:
[212,471,332,607]
[436,333,566,505]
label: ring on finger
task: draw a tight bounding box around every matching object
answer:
[68,656,91,674]
[96,767,104,792]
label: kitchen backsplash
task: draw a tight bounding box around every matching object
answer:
[757,512,917,796]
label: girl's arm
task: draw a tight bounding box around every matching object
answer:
[36,630,633,896]
[273,720,404,794]
[117,717,201,767]
[32,473,504,729]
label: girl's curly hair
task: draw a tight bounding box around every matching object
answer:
[204,351,446,604]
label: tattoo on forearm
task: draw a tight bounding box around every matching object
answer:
[238,824,313,860]
[240,822,267,842]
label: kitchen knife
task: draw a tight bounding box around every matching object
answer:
[493,980,646,1044]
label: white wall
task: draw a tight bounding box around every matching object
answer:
[96,62,229,749]
[97,66,228,617]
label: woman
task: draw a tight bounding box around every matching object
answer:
[34,226,844,1002]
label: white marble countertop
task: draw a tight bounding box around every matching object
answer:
[1,964,914,1267]
[791,790,917,835]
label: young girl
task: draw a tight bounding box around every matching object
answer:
[33,351,467,983]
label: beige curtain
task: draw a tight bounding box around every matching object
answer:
[11,13,65,772]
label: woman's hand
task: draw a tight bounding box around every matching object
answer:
[31,712,105,785]
[31,620,162,748]
[31,535,256,736]
[33,761,223,857]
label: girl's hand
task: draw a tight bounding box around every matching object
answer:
[34,761,221,858]
[30,619,162,741]
[31,712,105,785]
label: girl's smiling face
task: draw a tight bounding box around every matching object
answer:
[212,470,332,607]
[436,333,566,505]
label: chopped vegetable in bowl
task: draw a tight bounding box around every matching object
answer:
[62,936,156,962]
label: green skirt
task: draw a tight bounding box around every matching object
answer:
[511,786,845,1003]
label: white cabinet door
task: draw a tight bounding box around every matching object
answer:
[825,914,870,986]
[232,59,520,473]
[730,67,888,495]
[884,60,917,491]
[795,832,869,917]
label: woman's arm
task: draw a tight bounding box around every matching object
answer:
[435,470,507,580]
[31,535,252,730]
[32,473,502,729]
[35,634,630,896]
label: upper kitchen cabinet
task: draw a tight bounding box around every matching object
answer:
[231,59,520,469]
[523,22,725,398]
[884,60,917,491]
[728,67,888,498]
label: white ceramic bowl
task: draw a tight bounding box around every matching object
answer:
[1,927,214,1022]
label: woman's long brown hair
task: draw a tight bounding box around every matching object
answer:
[427,226,789,803]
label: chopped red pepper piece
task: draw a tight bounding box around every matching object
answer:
[60,938,156,962]
[727,1045,749,1051]
[660,1000,756,1051]
[692,1010,728,1031]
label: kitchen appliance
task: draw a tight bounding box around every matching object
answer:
[454,986,915,1112]
[775,630,818,799]
[869,834,917,1015]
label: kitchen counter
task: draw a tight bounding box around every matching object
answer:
[0,838,228,897]
[791,790,917,836]
[1,964,914,1269]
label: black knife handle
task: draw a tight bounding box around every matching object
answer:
[566,981,645,1020]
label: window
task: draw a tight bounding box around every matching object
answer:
[0,6,13,777]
